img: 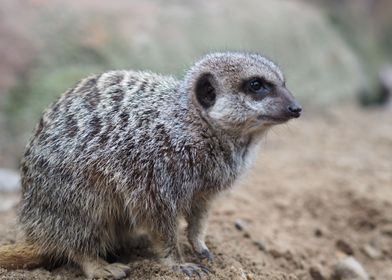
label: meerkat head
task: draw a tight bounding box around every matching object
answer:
[183,52,301,134]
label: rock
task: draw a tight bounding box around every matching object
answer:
[361,244,382,260]
[332,257,369,280]
[336,239,354,255]
[309,264,327,280]
[235,219,247,231]
[0,169,20,192]
[253,240,267,252]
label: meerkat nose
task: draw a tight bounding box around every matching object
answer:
[287,103,302,118]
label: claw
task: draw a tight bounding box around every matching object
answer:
[177,263,210,278]
[181,267,193,277]
[200,249,214,262]
[193,269,201,278]
[199,264,210,274]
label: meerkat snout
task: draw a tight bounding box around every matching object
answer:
[270,85,302,119]
[288,103,302,116]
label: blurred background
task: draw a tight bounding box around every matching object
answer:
[0,0,391,169]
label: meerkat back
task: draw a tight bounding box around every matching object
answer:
[18,70,183,271]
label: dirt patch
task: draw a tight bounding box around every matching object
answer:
[0,105,391,279]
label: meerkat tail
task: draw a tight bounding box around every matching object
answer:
[0,242,46,269]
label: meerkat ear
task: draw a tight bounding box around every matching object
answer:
[194,73,217,109]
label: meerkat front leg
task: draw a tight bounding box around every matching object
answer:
[150,218,209,277]
[186,197,214,262]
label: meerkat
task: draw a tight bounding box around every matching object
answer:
[0,52,301,279]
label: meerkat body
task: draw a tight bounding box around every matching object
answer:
[0,52,301,279]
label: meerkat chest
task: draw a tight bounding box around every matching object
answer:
[234,140,261,175]
[201,138,261,192]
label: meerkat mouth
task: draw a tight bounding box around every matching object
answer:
[257,115,291,123]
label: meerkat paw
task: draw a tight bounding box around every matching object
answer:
[83,260,130,280]
[174,262,210,278]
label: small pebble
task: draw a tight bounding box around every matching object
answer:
[253,240,267,251]
[235,219,247,231]
[336,239,354,255]
[269,249,283,258]
[283,250,294,261]
[361,244,382,260]
[332,256,369,280]
[314,228,323,237]
[309,264,327,280]
[269,249,293,260]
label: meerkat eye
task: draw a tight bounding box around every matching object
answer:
[247,78,271,95]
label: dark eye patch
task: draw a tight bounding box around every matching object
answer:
[245,77,273,96]
[239,77,276,101]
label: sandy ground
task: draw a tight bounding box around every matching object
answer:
[0,105,391,280]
